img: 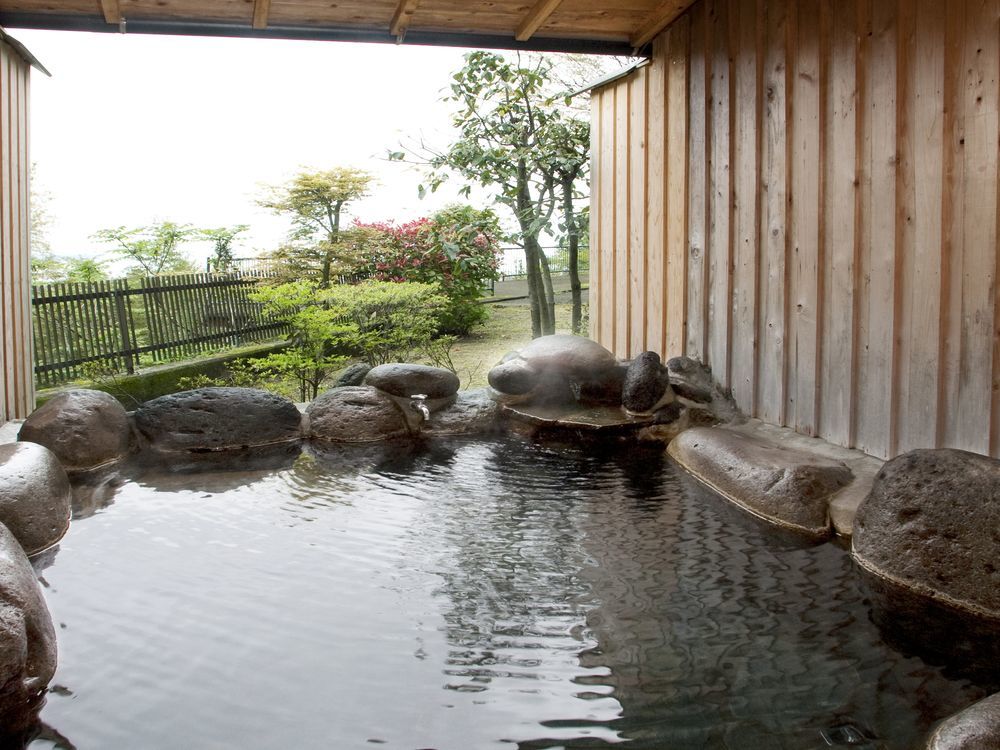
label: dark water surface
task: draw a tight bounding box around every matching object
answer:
[25,437,990,749]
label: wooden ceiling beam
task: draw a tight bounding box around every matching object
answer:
[515,0,564,42]
[630,0,697,49]
[390,0,422,39]
[252,0,271,29]
[99,0,121,25]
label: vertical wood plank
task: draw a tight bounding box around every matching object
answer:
[666,16,691,358]
[729,0,762,414]
[1,49,13,420]
[17,67,30,417]
[589,92,601,342]
[628,71,649,358]
[615,81,631,358]
[758,0,789,426]
[954,0,999,454]
[896,0,946,453]
[646,34,668,357]
[599,89,617,350]
[788,0,823,436]
[706,0,733,387]
[686,0,710,360]
[855,0,898,458]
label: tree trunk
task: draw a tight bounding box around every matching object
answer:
[538,250,556,335]
[561,175,582,334]
[516,160,546,338]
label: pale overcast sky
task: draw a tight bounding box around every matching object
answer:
[14,28,497,267]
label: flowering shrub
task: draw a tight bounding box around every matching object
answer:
[350,205,502,334]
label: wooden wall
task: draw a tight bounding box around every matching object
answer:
[0,37,34,421]
[590,0,1000,460]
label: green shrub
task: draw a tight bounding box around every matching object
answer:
[248,280,445,399]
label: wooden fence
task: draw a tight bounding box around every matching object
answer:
[31,274,289,387]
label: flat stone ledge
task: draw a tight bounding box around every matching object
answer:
[722,420,881,538]
[668,420,880,540]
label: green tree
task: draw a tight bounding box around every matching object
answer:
[202,224,249,273]
[258,167,373,287]
[64,257,108,283]
[92,221,198,278]
[392,52,590,338]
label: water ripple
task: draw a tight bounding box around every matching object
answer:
[26,436,992,750]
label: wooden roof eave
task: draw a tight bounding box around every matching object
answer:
[0,11,641,57]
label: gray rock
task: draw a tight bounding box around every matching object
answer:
[0,443,71,557]
[926,692,1000,750]
[488,336,621,403]
[421,389,502,437]
[852,449,1000,666]
[307,386,411,443]
[0,522,57,722]
[134,387,302,453]
[623,352,673,413]
[18,389,130,470]
[668,426,853,540]
[517,334,617,379]
[487,358,537,396]
[332,363,371,388]
[364,363,460,399]
[667,356,715,403]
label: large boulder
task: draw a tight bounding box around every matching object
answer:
[925,692,1000,750]
[18,389,130,471]
[307,386,411,443]
[421,389,502,437]
[363,363,460,399]
[668,426,853,540]
[134,387,302,453]
[0,443,71,557]
[852,449,1000,667]
[487,335,621,405]
[0,522,57,727]
[517,334,617,379]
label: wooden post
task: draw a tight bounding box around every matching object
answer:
[113,288,135,374]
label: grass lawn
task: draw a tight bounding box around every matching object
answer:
[423,303,585,389]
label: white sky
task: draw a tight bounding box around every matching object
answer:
[15,28,506,268]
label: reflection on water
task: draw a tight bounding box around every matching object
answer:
[25,436,991,749]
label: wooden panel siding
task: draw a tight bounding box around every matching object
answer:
[590,0,1000,460]
[0,38,33,421]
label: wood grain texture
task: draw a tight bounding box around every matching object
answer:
[631,0,700,48]
[99,0,121,24]
[665,16,690,357]
[589,91,602,342]
[389,0,421,36]
[514,0,563,40]
[615,82,631,357]
[788,0,822,435]
[629,71,649,357]
[758,0,788,425]
[686,0,709,360]
[645,33,668,356]
[0,40,33,420]
[729,0,760,414]
[252,0,270,29]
